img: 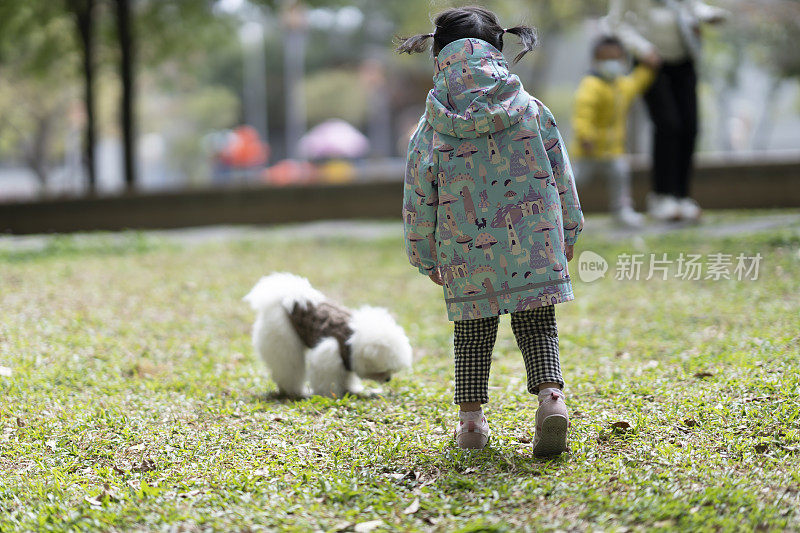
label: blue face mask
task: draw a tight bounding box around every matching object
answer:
[595,59,627,80]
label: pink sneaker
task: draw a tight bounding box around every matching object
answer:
[533,388,570,457]
[454,410,490,450]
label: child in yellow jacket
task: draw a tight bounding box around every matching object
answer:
[571,35,657,227]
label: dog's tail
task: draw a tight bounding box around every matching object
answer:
[243,272,325,312]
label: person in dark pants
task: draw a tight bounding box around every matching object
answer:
[604,0,728,221]
[643,59,698,203]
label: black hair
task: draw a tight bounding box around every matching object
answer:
[394,6,538,65]
[591,35,625,58]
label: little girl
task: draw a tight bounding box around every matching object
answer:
[397,6,584,455]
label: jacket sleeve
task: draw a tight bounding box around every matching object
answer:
[621,64,656,101]
[572,77,599,147]
[540,104,584,247]
[402,122,439,275]
[602,0,657,59]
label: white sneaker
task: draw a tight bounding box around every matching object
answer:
[676,197,702,222]
[647,193,681,222]
[533,388,570,457]
[454,410,490,450]
[613,207,646,228]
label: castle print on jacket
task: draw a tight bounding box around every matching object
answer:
[402,37,584,321]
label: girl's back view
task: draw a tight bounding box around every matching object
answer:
[398,6,584,455]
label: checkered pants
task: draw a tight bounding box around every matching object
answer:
[452,305,563,405]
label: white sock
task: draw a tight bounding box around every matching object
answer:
[459,408,483,421]
[538,387,564,401]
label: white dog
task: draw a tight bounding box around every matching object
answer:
[244,272,413,398]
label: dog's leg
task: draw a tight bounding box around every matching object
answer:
[253,308,307,398]
[306,337,348,398]
[345,373,364,395]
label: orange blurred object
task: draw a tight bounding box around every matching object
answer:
[262,159,319,185]
[219,125,269,168]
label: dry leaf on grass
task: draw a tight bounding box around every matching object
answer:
[611,421,631,430]
[683,418,698,427]
[354,519,384,532]
[755,443,769,453]
[16,417,25,427]
[403,498,420,515]
[84,496,102,507]
[132,458,156,473]
[693,371,714,378]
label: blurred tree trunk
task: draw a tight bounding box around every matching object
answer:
[115,0,136,191]
[752,76,781,151]
[283,2,307,160]
[27,113,53,188]
[69,0,97,194]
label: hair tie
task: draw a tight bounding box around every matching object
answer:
[502,27,509,34]
[427,32,435,38]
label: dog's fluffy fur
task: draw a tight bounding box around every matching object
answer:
[244,272,413,398]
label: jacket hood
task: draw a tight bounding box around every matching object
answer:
[425,38,531,139]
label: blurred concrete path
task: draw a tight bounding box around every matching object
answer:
[583,210,800,241]
[1,211,798,254]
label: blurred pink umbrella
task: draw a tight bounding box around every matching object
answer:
[298,119,370,159]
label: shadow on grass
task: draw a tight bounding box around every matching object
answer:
[247,388,385,407]
[410,442,570,480]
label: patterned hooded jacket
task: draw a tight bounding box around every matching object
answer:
[402,37,584,321]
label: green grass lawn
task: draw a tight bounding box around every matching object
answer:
[1,211,799,532]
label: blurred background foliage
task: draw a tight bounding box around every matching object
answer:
[0,0,798,196]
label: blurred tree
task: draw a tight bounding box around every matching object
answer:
[725,0,800,148]
[0,0,234,193]
[0,1,79,188]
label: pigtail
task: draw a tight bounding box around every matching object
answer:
[394,33,435,55]
[503,25,539,64]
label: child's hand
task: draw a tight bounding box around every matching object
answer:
[565,244,574,262]
[428,267,444,286]
[641,50,662,69]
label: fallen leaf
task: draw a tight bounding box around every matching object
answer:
[0,366,12,377]
[129,443,146,452]
[463,467,477,474]
[354,519,383,533]
[755,443,769,454]
[744,396,773,403]
[132,458,156,473]
[611,421,631,430]
[683,418,698,427]
[517,436,532,444]
[403,498,420,515]
[100,484,120,502]
[16,417,25,427]
[693,371,714,378]
[84,496,102,507]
